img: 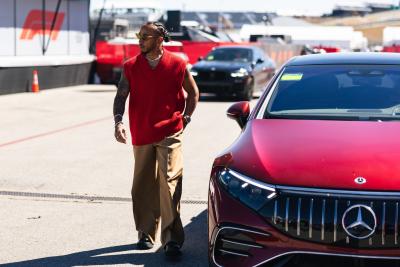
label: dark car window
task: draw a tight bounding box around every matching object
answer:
[205,48,252,62]
[265,65,400,121]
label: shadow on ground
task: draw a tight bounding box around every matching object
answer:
[3,210,208,267]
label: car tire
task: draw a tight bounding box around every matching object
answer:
[237,78,254,101]
[215,93,225,101]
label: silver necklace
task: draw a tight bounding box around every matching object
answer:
[146,53,163,61]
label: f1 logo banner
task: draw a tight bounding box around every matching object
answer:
[20,10,65,40]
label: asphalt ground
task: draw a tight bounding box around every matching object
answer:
[0,85,254,266]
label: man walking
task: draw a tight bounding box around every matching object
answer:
[112,22,199,258]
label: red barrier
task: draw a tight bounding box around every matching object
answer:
[383,46,400,53]
[96,40,186,83]
[95,39,301,83]
[96,41,125,83]
[313,45,341,53]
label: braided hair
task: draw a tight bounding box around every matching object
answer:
[146,22,171,42]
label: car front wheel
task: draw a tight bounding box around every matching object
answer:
[237,78,254,101]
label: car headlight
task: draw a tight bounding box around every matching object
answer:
[218,168,277,211]
[230,68,248,78]
[190,70,198,77]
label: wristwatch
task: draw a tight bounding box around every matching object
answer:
[183,115,191,124]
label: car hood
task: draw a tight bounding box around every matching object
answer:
[226,119,400,191]
[192,61,250,72]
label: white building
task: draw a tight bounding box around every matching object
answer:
[0,0,94,94]
[383,27,400,46]
[240,24,368,51]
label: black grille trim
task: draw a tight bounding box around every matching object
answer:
[277,186,400,199]
[259,188,400,249]
[212,225,269,267]
[197,70,229,81]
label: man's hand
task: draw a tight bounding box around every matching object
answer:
[114,123,127,144]
[182,67,199,125]
[182,115,191,129]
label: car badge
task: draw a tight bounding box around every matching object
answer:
[211,67,216,71]
[342,204,377,240]
[355,177,366,185]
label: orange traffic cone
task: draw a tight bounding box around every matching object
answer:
[32,70,40,93]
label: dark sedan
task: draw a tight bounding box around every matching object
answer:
[190,46,275,100]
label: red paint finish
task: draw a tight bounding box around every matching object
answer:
[213,153,233,168]
[208,176,400,267]
[209,118,400,265]
[227,119,400,191]
[227,101,250,119]
[208,55,400,266]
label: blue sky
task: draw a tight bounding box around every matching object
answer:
[90,0,399,16]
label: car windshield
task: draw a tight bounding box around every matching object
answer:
[205,48,252,62]
[265,65,400,121]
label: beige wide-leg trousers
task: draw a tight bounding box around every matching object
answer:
[131,130,184,247]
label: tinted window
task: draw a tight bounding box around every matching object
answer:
[205,48,252,62]
[266,65,400,120]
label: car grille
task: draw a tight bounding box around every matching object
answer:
[198,70,228,81]
[258,187,400,249]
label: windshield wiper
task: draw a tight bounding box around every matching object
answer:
[347,109,382,113]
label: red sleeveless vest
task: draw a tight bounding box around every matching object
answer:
[123,50,186,145]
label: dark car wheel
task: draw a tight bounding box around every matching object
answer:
[215,92,226,101]
[237,78,254,101]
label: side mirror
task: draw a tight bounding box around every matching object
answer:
[227,101,250,128]
[256,58,264,64]
[198,56,204,61]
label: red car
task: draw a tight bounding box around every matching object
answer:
[208,53,400,267]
